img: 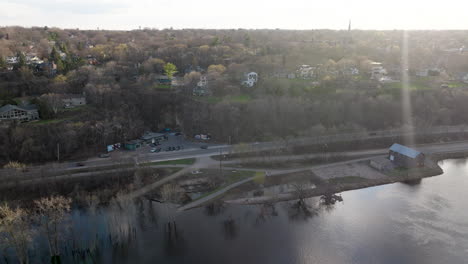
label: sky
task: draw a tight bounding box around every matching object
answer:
[0,0,466,30]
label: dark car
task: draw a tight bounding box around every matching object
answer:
[165,146,173,151]
[76,162,85,167]
[150,148,161,153]
[200,145,208,149]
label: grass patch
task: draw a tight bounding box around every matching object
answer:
[31,118,69,125]
[191,170,258,201]
[384,81,431,91]
[63,105,89,112]
[142,158,196,166]
[225,170,258,184]
[328,176,368,185]
[154,84,172,89]
[447,82,465,88]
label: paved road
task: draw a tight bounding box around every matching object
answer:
[3,125,468,178]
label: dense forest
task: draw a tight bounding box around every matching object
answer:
[1,27,468,163]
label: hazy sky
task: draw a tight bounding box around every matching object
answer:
[0,0,466,30]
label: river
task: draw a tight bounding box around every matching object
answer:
[6,159,468,263]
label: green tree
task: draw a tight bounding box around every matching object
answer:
[60,43,68,54]
[0,56,5,69]
[17,52,26,68]
[56,59,65,73]
[211,37,219,46]
[163,62,178,79]
[50,47,60,63]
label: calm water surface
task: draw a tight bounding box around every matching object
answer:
[19,159,468,263]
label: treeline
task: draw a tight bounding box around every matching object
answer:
[1,27,468,164]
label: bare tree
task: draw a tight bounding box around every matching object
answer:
[0,204,33,264]
[160,184,180,203]
[34,196,72,262]
[292,182,308,205]
[40,93,63,115]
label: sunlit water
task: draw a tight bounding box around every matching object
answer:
[7,159,468,264]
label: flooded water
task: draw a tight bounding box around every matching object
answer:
[5,159,468,264]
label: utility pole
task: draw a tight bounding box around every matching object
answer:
[219,148,223,178]
[57,143,60,162]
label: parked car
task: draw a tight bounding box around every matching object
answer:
[165,146,173,151]
[150,148,161,153]
[76,162,85,167]
[200,145,208,149]
[175,132,182,136]
[98,153,110,158]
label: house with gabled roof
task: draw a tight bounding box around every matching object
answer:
[0,104,39,122]
[388,143,425,168]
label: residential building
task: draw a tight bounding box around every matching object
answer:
[287,73,296,79]
[0,104,39,122]
[141,131,167,144]
[193,75,211,96]
[342,67,359,76]
[242,72,258,87]
[6,57,18,64]
[370,62,387,80]
[155,75,172,86]
[62,95,87,108]
[388,143,425,168]
[297,65,316,79]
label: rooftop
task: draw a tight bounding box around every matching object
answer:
[0,104,38,113]
[389,143,422,158]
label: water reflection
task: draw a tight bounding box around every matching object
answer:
[6,159,468,264]
[254,204,278,225]
[204,201,225,216]
[222,217,238,240]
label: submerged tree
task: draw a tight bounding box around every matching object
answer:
[0,204,33,264]
[34,196,72,263]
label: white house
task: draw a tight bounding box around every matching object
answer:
[193,75,210,96]
[297,65,316,79]
[370,62,387,80]
[242,72,258,87]
[461,73,468,84]
[379,76,395,83]
[62,95,87,108]
[197,75,208,87]
[6,57,18,64]
[342,67,360,76]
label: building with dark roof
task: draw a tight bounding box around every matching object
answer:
[0,104,39,122]
[388,143,425,168]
